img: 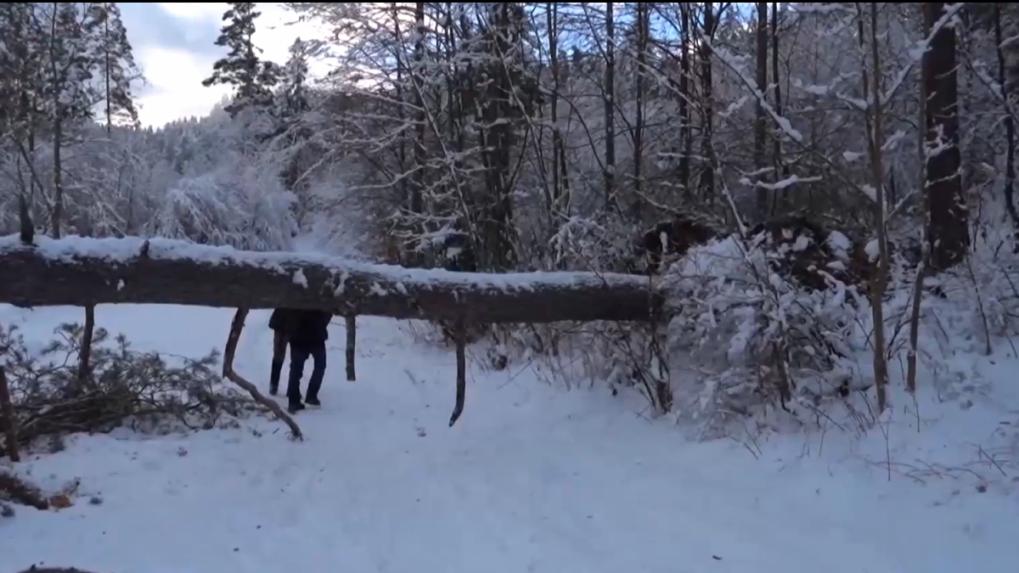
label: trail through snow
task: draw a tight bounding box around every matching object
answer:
[1,304,1016,573]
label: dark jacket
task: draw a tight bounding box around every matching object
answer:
[269,309,293,332]
[269,309,332,346]
[288,309,332,347]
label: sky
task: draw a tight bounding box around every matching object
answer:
[120,3,327,129]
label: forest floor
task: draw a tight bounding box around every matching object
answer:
[1,303,1017,573]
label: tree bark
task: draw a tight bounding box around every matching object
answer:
[0,237,663,324]
[604,1,616,210]
[754,1,769,221]
[678,4,692,199]
[76,305,95,386]
[770,1,787,215]
[633,1,648,220]
[923,2,969,271]
[862,2,890,413]
[994,3,1019,244]
[699,3,717,204]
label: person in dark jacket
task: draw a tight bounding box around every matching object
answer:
[284,309,333,413]
[267,309,296,397]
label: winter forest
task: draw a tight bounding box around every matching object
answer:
[0,0,1011,437]
[2,2,1019,570]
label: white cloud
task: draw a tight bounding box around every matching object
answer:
[135,46,230,128]
[135,3,329,128]
[156,3,228,22]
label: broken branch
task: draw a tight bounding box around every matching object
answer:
[222,309,303,440]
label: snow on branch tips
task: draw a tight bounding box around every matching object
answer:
[0,235,665,324]
[707,42,803,144]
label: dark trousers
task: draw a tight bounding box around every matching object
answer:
[287,340,327,401]
[269,331,289,392]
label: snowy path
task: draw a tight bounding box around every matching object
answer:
[1,305,1016,573]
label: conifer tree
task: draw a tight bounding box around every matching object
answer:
[202,2,279,118]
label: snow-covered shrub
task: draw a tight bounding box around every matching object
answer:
[663,229,875,435]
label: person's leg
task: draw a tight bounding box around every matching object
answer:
[305,340,328,406]
[287,342,311,409]
[269,331,288,395]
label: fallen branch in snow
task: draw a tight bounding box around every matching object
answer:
[0,235,664,324]
[222,309,303,440]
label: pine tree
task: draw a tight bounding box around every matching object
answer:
[89,2,141,132]
[275,38,317,214]
[277,38,312,121]
[203,2,279,118]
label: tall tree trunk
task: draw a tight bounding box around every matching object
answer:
[906,21,929,395]
[546,2,571,258]
[754,1,769,221]
[923,2,969,271]
[861,3,890,413]
[104,5,112,135]
[604,1,616,211]
[679,4,692,200]
[633,2,648,221]
[698,3,716,205]
[995,3,1019,242]
[51,116,62,239]
[770,1,787,215]
[548,2,561,225]
[392,5,410,265]
[410,1,426,266]
[86,2,114,388]
[484,2,518,271]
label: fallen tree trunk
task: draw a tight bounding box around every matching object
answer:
[0,235,664,323]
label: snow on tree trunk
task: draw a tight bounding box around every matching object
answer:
[0,236,664,324]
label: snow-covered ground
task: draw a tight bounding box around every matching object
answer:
[1,303,1017,573]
